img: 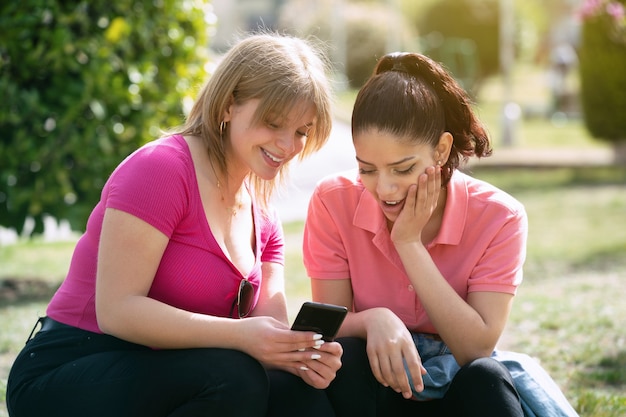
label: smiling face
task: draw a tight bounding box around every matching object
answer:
[223,99,317,181]
[355,128,448,223]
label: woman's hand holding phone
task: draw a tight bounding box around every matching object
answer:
[232,304,344,388]
[295,339,343,389]
[289,301,347,388]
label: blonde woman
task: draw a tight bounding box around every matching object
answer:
[8,33,341,417]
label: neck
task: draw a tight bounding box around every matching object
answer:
[208,158,249,215]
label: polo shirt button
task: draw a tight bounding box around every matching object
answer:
[408,285,414,291]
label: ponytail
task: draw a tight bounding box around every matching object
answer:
[353,52,492,185]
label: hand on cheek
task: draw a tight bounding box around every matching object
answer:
[391,164,441,244]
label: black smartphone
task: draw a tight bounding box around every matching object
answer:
[291,301,348,341]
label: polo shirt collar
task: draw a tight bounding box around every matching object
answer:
[353,179,386,235]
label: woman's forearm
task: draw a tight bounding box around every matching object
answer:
[395,241,503,364]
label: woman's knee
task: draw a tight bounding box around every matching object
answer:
[327,337,381,416]
[445,357,522,416]
[454,357,515,388]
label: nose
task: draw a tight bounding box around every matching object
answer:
[376,173,398,198]
[276,132,304,156]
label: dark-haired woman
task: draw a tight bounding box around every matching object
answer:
[302,52,527,417]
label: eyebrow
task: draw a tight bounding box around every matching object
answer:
[355,155,416,166]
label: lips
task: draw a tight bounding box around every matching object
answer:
[262,148,284,167]
[380,197,405,216]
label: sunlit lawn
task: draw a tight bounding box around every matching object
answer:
[1,170,625,417]
[285,167,626,417]
[2,66,625,415]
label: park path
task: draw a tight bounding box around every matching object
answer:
[272,119,356,223]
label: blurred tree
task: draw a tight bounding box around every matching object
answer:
[578,0,626,145]
[277,0,417,89]
[416,0,500,97]
[0,0,212,235]
[342,3,396,87]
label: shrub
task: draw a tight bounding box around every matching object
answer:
[0,1,212,234]
[578,0,626,143]
[277,0,416,89]
[416,0,501,97]
[342,4,389,88]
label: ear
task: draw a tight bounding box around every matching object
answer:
[221,95,235,123]
[434,132,453,165]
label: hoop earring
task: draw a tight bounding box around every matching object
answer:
[219,121,226,138]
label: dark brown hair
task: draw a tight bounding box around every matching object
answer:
[352,52,491,185]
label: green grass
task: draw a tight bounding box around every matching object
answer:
[473,166,626,416]
[472,167,626,278]
[2,65,625,415]
[0,240,76,284]
[3,167,625,416]
[289,167,626,416]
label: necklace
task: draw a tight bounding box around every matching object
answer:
[208,158,244,216]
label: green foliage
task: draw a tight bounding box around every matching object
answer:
[0,0,211,234]
[277,0,416,89]
[576,391,626,416]
[417,0,500,96]
[578,2,626,143]
[342,4,388,88]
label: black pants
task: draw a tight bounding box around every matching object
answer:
[6,319,334,417]
[326,337,524,417]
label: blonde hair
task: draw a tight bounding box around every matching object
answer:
[177,32,333,207]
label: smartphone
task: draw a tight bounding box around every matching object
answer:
[291,301,348,341]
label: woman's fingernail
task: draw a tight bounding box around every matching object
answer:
[311,354,321,360]
[298,348,306,352]
[300,366,309,371]
[313,334,323,340]
[314,339,325,346]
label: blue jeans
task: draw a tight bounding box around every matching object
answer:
[492,351,580,417]
[407,333,460,400]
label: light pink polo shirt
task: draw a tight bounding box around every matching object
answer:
[303,169,527,333]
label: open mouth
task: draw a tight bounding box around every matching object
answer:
[262,148,283,163]
[380,198,406,217]
[384,200,402,206]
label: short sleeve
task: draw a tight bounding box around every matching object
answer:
[303,184,350,279]
[105,140,192,238]
[468,203,528,294]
